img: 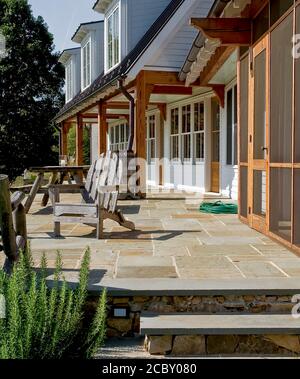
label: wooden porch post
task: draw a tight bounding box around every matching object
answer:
[98,101,107,155]
[76,113,84,165]
[61,122,68,157]
[135,71,153,196]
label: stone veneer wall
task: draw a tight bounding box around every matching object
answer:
[87,295,295,338]
[144,335,300,356]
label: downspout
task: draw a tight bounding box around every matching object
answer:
[117,77,135,152]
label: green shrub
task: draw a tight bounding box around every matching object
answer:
[0,247,107,359]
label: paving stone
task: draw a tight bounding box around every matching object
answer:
[175,256,237,270]
[234,261,287,278]
[188,245,260,257]
[154,246,189,257]
[118,256,174,267]
[116,267,178,279]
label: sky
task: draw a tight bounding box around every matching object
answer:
[28,0,103,52]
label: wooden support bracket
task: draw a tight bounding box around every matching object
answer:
[210,84,225,108]
[190,18,252,46]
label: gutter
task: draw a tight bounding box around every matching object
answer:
[117,77,135,152]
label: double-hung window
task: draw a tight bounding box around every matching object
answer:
[109,122,129,151]
[65,60,73,102]
[194,102,205,161]
[82,40,91,90]
[182,105,191,161]
[106,5,120,72]
[170,108,179,160]
[147,115,156,163]
[226,85,238,165]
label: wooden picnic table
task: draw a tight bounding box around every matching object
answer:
[23,165,90,213]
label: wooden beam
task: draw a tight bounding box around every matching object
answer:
[98,101,107,155]
[106,114,129,120]
[106,102,129,109]
[157,104,167,122]
[210,84,225,108]
[190,18,252,46]
[76,113,83,165]
[135,71,149,196]
[198,46,236,85]
[143,70,185,86]
[82,113,98,119]
[152,85,193,95]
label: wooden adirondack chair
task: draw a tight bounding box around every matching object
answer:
[49,152,135,239]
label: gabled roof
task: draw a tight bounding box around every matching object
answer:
[72,21,103,44]
[59,48,81,65]
[55,0,185,122]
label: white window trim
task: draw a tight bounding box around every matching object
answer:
[169,101,207,164]
[170,107,180,162]
[104,3,121,73]
[65,59,73,103]
[181,105,192,163]
[194,102,205,163]
[81,37,92,91]
[108,120,129,152]
[147,114,156,164]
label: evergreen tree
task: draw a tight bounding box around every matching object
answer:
[0,0,64,181]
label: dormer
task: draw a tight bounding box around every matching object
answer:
[59,48,81,103]
[72,21,104,91]
[93,0,172,74]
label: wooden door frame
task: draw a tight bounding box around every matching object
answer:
[211,97,220,193]
[248,35,270,234]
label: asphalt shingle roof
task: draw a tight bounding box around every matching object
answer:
[55,0,185,121]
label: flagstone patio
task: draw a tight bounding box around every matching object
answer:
[3,192,300,289]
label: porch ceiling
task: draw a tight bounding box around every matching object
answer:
[209,50,238,85]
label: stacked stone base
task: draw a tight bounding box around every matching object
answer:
[144,334,300,356]
[101,295,294,338]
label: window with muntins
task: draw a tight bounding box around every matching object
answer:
[106,5,120,71]
[194,102,205,161]
[82,40,91,89]
[109,122,129,151]
[66,60,73,102]
[170,108,179,160]
[182,105,191,161]
[147,115,156,163]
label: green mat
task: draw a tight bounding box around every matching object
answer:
[200,201,238,215]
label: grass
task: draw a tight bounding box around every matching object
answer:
[0,247,107,359]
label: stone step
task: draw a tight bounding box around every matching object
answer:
[141,313,300,356]
[140,313,300,336]
[98,277,300,297]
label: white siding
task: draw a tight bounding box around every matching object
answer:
[126,0,171,53]
[145,0,213,71]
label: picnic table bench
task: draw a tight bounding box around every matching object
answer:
[11,165,90,214]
